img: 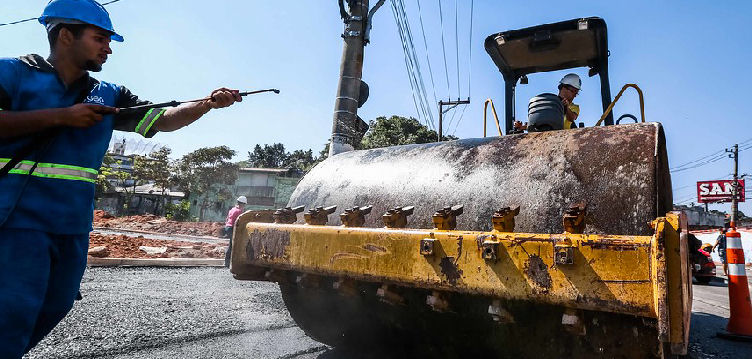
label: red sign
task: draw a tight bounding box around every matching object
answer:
[697,180,745,203]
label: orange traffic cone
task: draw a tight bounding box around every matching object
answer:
[718,224,752,341]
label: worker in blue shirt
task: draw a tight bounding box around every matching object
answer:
[0,1,242,357]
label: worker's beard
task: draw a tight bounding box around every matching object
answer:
[84,60,103,72]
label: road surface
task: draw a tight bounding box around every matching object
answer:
[24,266,752,358]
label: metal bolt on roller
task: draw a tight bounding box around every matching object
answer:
[273,205,305,224]
[482,240,500,260]
[340,205,373,227]
[563,202,587,234]
[432,205,464,230]
[304,206,337,225]
[382,206,414,228]
[419,238,435,256]
[492,206,520,232]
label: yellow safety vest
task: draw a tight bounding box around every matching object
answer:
[563,103,580,130]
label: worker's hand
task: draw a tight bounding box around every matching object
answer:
[206,88,242,109]
[58,103,119,128]
[513,121,527,130]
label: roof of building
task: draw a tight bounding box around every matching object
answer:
[239,167,293,174]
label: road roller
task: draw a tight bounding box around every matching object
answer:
[231,17,691,358]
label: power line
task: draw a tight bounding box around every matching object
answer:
[450,0,473,136]
[670,136,752,173]
[397,0,435,129]
[454,0,460,98]
[437,0,451,99]
[390,0,435,129]
[0,0,122,28]
[415,0,438,123]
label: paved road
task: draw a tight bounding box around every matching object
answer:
[23,267,752,359]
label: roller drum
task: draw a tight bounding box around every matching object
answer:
[289,123,671,235]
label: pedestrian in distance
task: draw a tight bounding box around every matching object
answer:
[224,196,247,267]
[0,1,242,357]
[713,227,728,277]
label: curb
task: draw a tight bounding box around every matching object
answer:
[92,227,225,242]
[87,257,225,267]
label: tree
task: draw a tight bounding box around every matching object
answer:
[132,147,173,215]
[360,115,457,149]
[95,153,116,199]
[173,146,239,221]
[285,149,316,172]
[248,143,287,168]
[248,143,318,172]
[96,153,139,214]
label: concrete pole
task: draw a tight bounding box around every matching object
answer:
[732,144,739,226]
[727,144,739,226]
[329,0,369,157]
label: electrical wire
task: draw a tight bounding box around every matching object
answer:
[0,0,122,28]
[437,0,451,99]
[390,0,434,129]
[415,0,438,124]
[397,0,435,129]
[454,0,460,98]
[449,0,473,136]
[670,136,752,172]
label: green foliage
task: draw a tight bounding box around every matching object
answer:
[247,143,318,172]
[95,153,115,197]
[134,147,172,193]
[360,115,457,149]
[165,200,193,221]
[173,146,239,221]
[248,143,287,168]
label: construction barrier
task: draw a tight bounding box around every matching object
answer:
[718,225,752,340]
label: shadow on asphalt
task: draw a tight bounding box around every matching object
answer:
[689,310,752,357]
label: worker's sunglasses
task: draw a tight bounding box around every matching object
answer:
[564,85,580,95]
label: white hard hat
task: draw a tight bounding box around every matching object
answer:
[559,73,582,90]
[236,196,248,204]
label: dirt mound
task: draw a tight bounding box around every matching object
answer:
[93,210,114,221]
[93,212,223,237]
[89,233,225,259]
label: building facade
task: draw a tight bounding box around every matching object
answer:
[189,168,303,222]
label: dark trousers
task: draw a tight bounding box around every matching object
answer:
[0,228,89,358]
[224,226,233,267]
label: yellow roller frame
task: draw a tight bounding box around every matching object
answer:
[230,211,691,355]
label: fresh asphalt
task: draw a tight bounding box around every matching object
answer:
[24,266,752,359]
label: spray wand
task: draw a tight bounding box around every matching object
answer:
[117,88,280,114]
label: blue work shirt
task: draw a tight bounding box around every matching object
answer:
[0,54,165,234]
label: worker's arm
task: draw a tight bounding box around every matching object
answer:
[562,98,579,123]
[113,87,241,136]
[0,104,118,139]
[155,88,241,132]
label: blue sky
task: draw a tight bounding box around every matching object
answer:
[1,0,751,214]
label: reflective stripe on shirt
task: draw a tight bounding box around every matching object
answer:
[135,108,166,137]
[0,158,98,183]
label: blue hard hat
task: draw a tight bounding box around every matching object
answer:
[39,0,123,42]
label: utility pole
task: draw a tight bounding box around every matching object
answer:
[437,98,470,141]
[727,144,739,226]
[329,0,386,156]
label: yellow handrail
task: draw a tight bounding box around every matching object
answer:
[483,98,503,137]
[595,84,646,127]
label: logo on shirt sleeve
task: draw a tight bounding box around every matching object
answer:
[85,95,105,105]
